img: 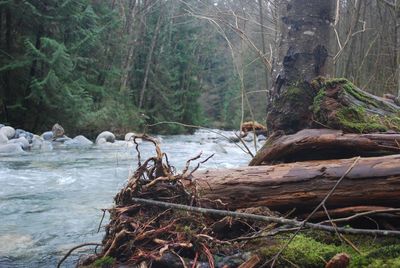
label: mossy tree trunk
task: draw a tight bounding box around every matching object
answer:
[267,0,336,134]
[312,78,400,133]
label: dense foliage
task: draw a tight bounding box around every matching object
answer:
[0,1,247,135]
[0,0,398,135]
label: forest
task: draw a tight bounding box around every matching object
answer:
[0,0,398,135]
[1,0,400,268]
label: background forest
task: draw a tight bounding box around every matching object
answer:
[0,0,398,135]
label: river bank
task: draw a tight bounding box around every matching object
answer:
[0,128,253,267]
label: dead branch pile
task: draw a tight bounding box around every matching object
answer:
[73,135,400,268]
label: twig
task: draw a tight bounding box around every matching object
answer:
[130,197,400,236]
[146,121,252,156]
[97,209,107,233]
[57,243,102,268]
[319,208,400,224]
[235,132,255,157]
[268,156,361,267]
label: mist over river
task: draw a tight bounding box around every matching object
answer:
[0,130,254,267]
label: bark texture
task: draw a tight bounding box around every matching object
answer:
[192,155,400,213]
[249,129,400,165]
[267,0,336,134]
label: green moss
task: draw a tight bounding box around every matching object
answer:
[336,106,388,133]
[93,256,115,267]
[285,85,303,102]
[311,77,400,133]
[313,89,326,116]
[256,233,400,268]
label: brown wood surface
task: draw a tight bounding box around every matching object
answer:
[250,129,400,165]
[192,155,400,213]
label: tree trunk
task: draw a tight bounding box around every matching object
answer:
[267,0,336,134]
[119,0,138,93]
[138,12,162,109]
[192,154,400,213]
[250,129,400,165]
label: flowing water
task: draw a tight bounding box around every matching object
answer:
[0,130,254,267]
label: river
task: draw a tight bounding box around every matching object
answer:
[0,130,255,267]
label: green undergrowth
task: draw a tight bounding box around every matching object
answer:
[254,232,400,268]
[312,78,400,133]
[85,256,115,268]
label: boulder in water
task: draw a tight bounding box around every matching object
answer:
[8,137,30,150]
[19,132,34,143]
[243,133,254,142]
[257,134,267,142]
[41,131,53,141]
[124,132,136,141]
[96,131,115,144]
[31,135,43,150]
[96,137,107,145]
[0,126,15,139]
[53,136,71,143]
[52,123,65,138]
[14,129,25,139]
[64,135,93,147]
[0,132,8,144]
[0,143,24,154]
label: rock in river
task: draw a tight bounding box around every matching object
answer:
[0,126,15,139]
[96,131,115,144]
[0,143,24,154]
[52,123,65,138]
[0,132,8,144]
[41,131,53,141]
[64,135,93,147]
[124,132,135,141]
[8,137,30,150]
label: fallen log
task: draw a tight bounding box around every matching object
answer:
[192,155,400,213]
[250,128,400,165]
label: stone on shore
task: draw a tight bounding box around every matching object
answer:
[96,131,115,144]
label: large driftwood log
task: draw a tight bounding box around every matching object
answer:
[250,128,400,165]
[192,155,400,213]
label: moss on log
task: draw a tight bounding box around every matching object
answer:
[312,78,400,133]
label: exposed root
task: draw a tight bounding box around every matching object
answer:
[78,135,400,268]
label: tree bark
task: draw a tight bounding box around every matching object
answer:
[250,129,400,165]
[192,154,400,213]
[267,0,336,134]
[138,12,162,109]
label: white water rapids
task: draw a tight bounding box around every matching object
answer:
[0,130,256,267]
